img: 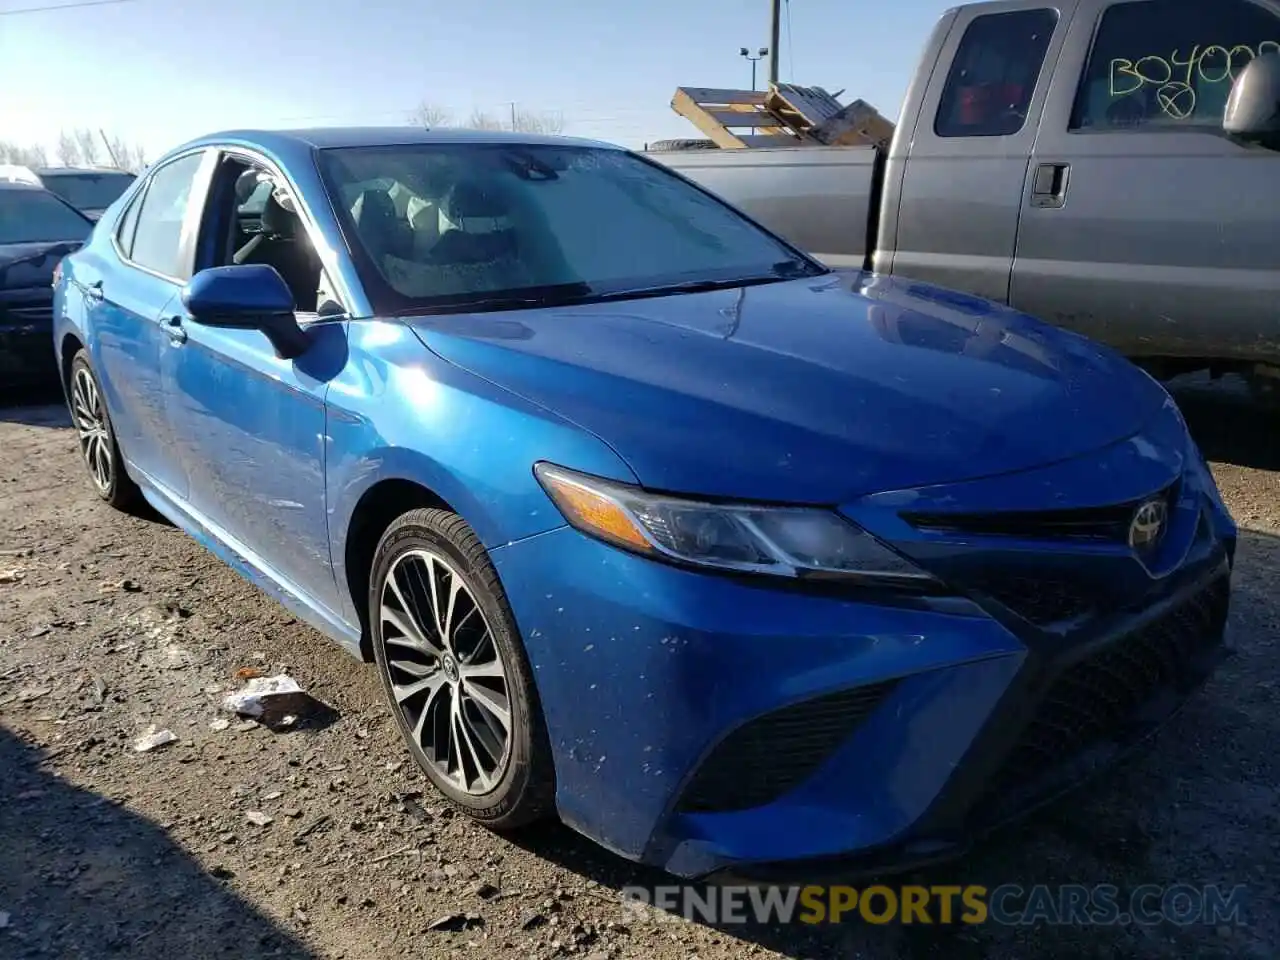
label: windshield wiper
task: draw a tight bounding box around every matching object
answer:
[396,282,595,316]
[592,261,822,302]
[391,258,827,316]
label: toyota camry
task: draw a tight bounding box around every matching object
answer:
[51,128,1235,879]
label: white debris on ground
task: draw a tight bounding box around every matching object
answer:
[132,726,177,753]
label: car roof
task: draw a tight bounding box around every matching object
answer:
[180,125,621,154]
[0,180,45,191]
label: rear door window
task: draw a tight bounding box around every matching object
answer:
[1070,0,1280,131]
[935,8,1060,137]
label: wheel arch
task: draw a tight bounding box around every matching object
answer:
[341,475,458,660]
[59,331,85,393]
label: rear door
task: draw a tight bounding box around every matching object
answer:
[90,150,212,499]
[1011,0,1280,363]
[888,1,1075,302]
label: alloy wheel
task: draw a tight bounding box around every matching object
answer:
[71,366,112,494]
[379,549,513,795]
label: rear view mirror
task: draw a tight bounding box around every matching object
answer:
[181,264,309,359]
[1224,52,1280,149]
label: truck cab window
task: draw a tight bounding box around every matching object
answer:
[1070,0,1280,131]
[934,9,1059,138]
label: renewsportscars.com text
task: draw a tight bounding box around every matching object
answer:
[620,883,1248,927]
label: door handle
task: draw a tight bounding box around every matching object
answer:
[1031,162,1070,208]
[83,280,104,302]
[161,315,187,345]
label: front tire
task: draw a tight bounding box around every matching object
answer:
[68,350,142,511]
[369,508,555,829]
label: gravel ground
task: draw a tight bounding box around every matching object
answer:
[1,378,1277,960]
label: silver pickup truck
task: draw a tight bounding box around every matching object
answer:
[652,0,1280,390]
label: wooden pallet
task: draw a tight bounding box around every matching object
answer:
[671,83,895,149]
[670,87,814,148]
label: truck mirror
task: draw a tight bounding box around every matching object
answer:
[1224,51,1280,149]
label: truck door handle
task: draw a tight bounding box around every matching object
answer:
[1031,163,1070,208]
[161,315,187,345]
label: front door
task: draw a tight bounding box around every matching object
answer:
[91,150,209,500]
[1011,0,1280,363]
[162,150,347,619]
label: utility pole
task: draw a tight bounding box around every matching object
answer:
[508,101,518,131]
[98,128,121,168]
[768,0,782,86]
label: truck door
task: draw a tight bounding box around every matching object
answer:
[1010,0,1280,366]
[887,1,1074,302]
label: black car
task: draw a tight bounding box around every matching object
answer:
[28,167,136,221]
[1,183,93,394]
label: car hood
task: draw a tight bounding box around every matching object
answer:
[404,271,1169,503]
[0,240,83,291]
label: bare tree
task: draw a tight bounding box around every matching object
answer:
[409,101,453,128]
[0,130,146,172]
[56,130,82,166]
[466,109,505,131]
[46,127,147,172]
[72,128,101,166]
[412,98,566,134]
[104,133,147,173]
[467,107,565,134]
[0,141,49,166]
[514,108,566,135]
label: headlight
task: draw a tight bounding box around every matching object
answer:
[534,463,935,585]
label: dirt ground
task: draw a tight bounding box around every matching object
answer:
[1,378,1277,960]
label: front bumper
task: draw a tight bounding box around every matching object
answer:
[491,414,1236,878]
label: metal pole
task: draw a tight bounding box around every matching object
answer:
[768,0,781,86]
[98,128,121,167]
[751,59,758,91]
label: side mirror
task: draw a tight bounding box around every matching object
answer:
[1224,51,1280,149]
[181,264,309,359]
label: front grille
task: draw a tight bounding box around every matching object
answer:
[984,576,1229,805]
[902,481,1179,545]
[676,680,897,814]
[965,572,1102,627]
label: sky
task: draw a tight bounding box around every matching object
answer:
[0,0,954,162]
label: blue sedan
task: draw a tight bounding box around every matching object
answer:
[51,128,1235,879]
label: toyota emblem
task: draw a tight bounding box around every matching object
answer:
[1128,498,1168,552]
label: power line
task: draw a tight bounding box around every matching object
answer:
[0,0,133,15]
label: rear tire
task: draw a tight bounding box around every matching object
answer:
[68,350,143,511]
[369,508,555,829]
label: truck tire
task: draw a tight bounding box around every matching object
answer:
[647,138,720,151]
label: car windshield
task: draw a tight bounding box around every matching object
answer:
[0,188,93,244]
[318,142,824,314]
[39,172,135,211]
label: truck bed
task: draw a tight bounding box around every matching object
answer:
[651,146,883,271]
